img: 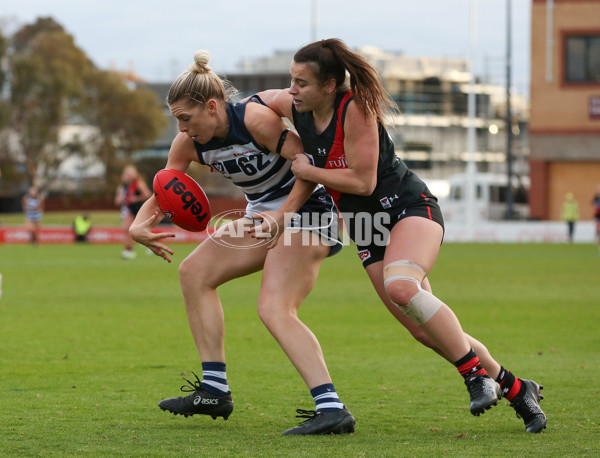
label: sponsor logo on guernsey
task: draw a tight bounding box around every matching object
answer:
[328,154,347,168]
[317,147,327,155]
[233,150,252,157]
[358,249,371,262]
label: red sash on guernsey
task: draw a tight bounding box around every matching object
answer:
[125,179,140,206]
[324,91,354,205]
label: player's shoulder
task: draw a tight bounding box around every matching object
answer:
[342,96,377,130]
[243,98,270,116]
[169,132,197,160]
[252,89,293,119]
[243,99,283,131]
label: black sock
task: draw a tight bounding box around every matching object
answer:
[454,348,488,380]
[496,366,523,400]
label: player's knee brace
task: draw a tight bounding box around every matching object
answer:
[383,260,426,291]
[383,260,442,325]
[402,290,444,325]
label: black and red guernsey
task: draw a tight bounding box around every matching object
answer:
[291,91,409,215]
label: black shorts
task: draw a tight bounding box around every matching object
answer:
[342,170,444,268]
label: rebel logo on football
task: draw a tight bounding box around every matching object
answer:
[162,176,208,225]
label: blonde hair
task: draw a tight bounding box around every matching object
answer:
[167,50,237,106]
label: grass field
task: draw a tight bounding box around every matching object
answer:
[1,240,599,456]
[0,210,123,227]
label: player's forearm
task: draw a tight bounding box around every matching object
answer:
[301,165,375,196]
[278,178,316,215]
[131,196,163,228]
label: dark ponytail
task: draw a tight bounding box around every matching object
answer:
[294,38,398,124]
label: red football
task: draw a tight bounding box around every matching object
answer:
[153,169,211,232]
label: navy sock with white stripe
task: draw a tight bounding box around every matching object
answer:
[310,383,344,412]
[200,362,230,396]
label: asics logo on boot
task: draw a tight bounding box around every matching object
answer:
[194,396,219,406]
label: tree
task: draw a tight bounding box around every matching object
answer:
[3,17,167,192]
[8,17,94,184]
[0,29,9,128]
[84,70,167,190]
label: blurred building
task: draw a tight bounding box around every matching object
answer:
[359,47,529,186]
[140,47,528,199]
[529,0,600,220]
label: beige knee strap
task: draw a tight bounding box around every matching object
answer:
[383,260,426,292]
[403,290,444,325]
[384,260,440,325]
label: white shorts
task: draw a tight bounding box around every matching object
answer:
[245,187,342,256]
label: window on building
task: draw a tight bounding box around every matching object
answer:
[565,35,600,83]
[449,185,462,201]
[403,141,433,170]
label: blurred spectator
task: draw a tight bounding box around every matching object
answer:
[593,185,600,248]
[561,192,579,243]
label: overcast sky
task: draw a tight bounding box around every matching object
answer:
[0,0,531,95]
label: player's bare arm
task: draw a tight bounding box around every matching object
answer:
[291,101,378,196]
[255,89,294,120]
[129,132,197,262]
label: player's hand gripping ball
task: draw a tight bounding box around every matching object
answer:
[153,169,211,232]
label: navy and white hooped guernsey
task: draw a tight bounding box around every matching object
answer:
[24,196,43,222]
[193,99,296,210]
[193,98,342,255]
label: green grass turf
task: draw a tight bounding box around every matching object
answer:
[0,242,598,456]
[1,211,123,227]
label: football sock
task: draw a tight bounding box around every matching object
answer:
[496,366,523,401]
[311,383,344,412]
[200,362,230,396]
[454,348,488,380]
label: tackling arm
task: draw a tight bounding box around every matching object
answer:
[291,101,378,196]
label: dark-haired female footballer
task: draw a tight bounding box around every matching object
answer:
[129,50,355,436]
[254,38,547,433]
